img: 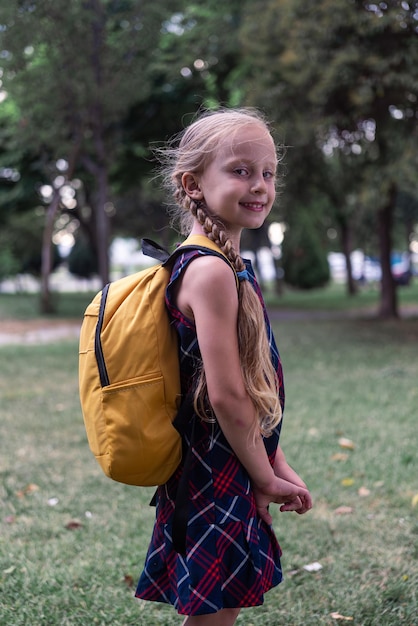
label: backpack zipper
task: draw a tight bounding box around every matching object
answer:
[95,283,110,387]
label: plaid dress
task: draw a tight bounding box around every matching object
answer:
[135,249,285,616]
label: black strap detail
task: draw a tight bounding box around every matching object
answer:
[141,238,170,263]
[95,283,110,387]
[149,394,195,556]
[172,415,196,556]
[172,392,195,434]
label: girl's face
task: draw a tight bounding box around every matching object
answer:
[185,123,277,241]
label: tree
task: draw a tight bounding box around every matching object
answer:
[281,201,330,290]
[0,0,184,309]
[240,0,418,317]
[110,0,253,243]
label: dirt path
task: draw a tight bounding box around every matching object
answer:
[0,319,81,345]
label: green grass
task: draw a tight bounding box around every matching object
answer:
[0,278,417,320]
[1,295,418,625]
[263,279,418,314]
[0,291,95,321]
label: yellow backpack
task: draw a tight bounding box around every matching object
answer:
[79,235,237,487]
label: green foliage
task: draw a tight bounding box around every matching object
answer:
[239,0,418,314]
[0,0,252,238]
[0,88,42,224]
[1,0,418,308]
[1,0,178,150]
[0,246,20,281]
[67,234,98,279]
[281,207,330,289]
[0,0,191,285]
[111,0,252,233]
[0,209,61,277]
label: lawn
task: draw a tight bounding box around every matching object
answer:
[1,279,417,320]
[0,290,417,625]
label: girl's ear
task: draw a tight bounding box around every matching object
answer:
[182,172,203,200]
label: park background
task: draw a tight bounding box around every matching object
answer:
[0,1,417,625]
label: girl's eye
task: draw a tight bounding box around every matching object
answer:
[264,170,275,179]
[235,168,249,177]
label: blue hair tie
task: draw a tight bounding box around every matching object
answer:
[237,269,250,282]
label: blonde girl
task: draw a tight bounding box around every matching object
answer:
[136,108,312,625]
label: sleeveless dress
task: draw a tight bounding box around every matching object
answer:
[135,249,285,616]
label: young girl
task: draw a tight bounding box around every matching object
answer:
[135,108,312,625]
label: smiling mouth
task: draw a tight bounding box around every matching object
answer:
[241,202,265,211]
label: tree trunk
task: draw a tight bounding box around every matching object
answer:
[40,140,81,314]
[40,191,61,314]
[340,219,357,296]
[377,183,398,319]
[95,164,110,286]
[404,217,413,286]
[90,0,109,287]
[81,154,110,286]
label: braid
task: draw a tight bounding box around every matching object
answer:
[160,107,284,436]
[190,200,246,273]
[190,200,282,437]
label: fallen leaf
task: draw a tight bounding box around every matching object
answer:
[123,574,134,588]
[4,515,16,524]
[341,477,355,487]
[65,520,83,530]
[358,486,370,497]
[16,483,40,498]
[331,452,349,462]
[330,612,354,621]
[27,483,40,493]
[411,494,418,508]
[338,437,355,450]
[47,497,59,506]
[303,561,323,572]
[334,506,354,515]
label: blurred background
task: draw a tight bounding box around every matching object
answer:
[0,0,417,317]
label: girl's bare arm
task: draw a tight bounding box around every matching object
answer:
[176,255,312,521]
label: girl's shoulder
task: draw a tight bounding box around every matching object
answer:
[169,247,238,289]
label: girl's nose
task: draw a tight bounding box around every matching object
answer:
[250,175,267,193]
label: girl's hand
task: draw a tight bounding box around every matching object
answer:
[253,476,312,525]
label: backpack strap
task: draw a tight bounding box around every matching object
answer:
[171,394,195,555]
[141,236,239,289]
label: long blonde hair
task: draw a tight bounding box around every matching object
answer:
[160,108,283,437]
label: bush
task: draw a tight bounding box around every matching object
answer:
[0,245,20,281]
[282,208,330,289]
[67,233,98,278]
